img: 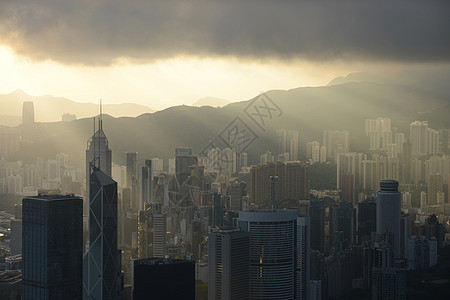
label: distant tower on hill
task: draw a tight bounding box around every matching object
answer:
[22,101,35,124]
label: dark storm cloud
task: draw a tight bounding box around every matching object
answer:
[0,0,449,65]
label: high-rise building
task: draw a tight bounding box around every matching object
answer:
[376,180,401,258]
[138,161,152,210]
[22,193,83,299]
[323,130,350,161]
[427,173,443,205]
[306,141,320,163]
[329,202,354,251]
[250,161,309,208]
[309,200,325,253]
[410,121,429,156]
[22,101,35,125]
[297,215,311,300]
[208,228,250,300]
[83,169,121,300]
[133,258,195,300]
[238,210,299,299]
[358,197,377,245]
[365,117,392,150]
[85,118,112,214]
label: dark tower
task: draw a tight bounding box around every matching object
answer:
[22,193,83,299]
[22,101,35,124]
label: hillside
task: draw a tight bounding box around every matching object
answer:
[11,76,450,167]
[0,89,155,124]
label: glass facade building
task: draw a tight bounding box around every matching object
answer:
[22,194,83,300]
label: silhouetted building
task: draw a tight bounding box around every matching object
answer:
[0,271,22,300]
[208,228,250,300]
[22,194,83,299]
[309,200,325,253]
[133,258,195,300]
[377,180,401,257]
[330,202,354,252]
[22,101,34,125]
[83,169,121,299]
[358,197,377,245]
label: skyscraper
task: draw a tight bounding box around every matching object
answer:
[85,118,112,214]
[22,101,35,125]
[138,160,152,210]
[22,193,83,299]
[208,228,250,300]
[238,210,299,299]
[358,197,377,245]
[297,215,310,300]
[376,180,401,258]
[83,169,120,300]
[126,152,138,209]
[309,200,325,253]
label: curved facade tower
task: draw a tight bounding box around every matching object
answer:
[238,210,298,300]
[376,180,401,257]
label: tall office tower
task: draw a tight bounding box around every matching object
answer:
[126,152,138,188]
[376,180,401,258]
[133,258,195,300]
[297,215,310,300]
[213,193,224,227]
[358,197,377,244]
[387,157,400,182]
[341,173,355,204]
[427,173,443,205]
[228,181,246,211]
[22,101,35,124]
[208,228,250,300]
[400,213,411,259]
[138,160,152,211]
[410,120,429,156]
[323,130,350,161]
[306,141,320,163]
[309,200,325,253]
[175,147,197,184]
[137,204,167,259]
[428,128,440,155]
[86,117,112,214]
[126,152,138,209]
[83,169,120,300]
[22,193,83,299]
[365,117,392,150]
[238,210,299,300]
[329,202,354,251]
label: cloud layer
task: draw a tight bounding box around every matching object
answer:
[1,0,449,65]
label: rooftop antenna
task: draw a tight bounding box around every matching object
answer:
[98,99,102,169]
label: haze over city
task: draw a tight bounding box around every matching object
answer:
[0,1,450,299]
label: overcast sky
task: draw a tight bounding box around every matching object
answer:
[0,0,449,110]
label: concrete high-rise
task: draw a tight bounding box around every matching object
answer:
[22,193,83,299]
[83,169,120,300]
[376,180,401,258]
[309,200,325,253]
[126,152,138,209]
[138,160,152,210]
[410,121,429,156]
[238,210,299,300]
[22,101,35,125]
[208,228,250,300]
